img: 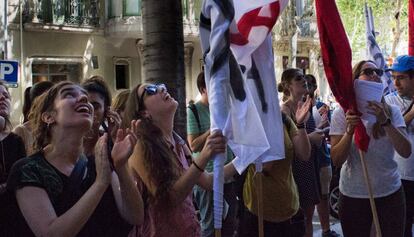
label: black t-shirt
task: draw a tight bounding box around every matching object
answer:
[4,152,131,236]
[83,156,132,237]
[0,132,26,184]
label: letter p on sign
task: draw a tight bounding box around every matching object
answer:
[0,60,19,84]
[0,63,13,80]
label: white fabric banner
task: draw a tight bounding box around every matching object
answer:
[199,0,288,229]
[364,3,395,95]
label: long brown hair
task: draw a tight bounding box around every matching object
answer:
[352,60,390,139]
[30,81,74,152]
[111,89,130,114]
[123,83,181,208]
[0,81,12,130]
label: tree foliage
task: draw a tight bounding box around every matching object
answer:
[337,0,408,62]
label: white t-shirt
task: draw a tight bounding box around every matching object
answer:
[312,106,322,127]
[385,92,414,181]
[330,106,405,198]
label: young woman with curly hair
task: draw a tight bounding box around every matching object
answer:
[6,81,143,236]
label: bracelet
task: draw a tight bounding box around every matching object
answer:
[192,160,204,173]
[346,125,354,135]
[296,122,305,129]
[380,118,391,127]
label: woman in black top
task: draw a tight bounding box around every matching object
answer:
[7,81,143,237]
[0,81,26,235]
[0,80,26,189]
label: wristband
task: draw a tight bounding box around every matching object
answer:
[346,125,354,135]
[296,122,305,129]
[380,118,391,127]
[192,160,204,172]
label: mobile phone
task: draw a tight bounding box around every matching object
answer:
[101,121,115,170]
[302,95,307,102]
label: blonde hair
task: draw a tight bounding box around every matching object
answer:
[111,89,130,115]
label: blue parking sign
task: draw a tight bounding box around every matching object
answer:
[0,60,19,84]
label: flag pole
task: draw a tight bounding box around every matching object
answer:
[358,150,382,237]
[215,229,221,237]
[255,171,264,237]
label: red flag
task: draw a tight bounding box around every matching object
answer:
[315,0,370,151]
[409,0,414,55]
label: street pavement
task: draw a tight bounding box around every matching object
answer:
[312,212,414,236]
[312,212,343,236]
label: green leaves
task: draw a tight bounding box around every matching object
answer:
[336,0,408,62]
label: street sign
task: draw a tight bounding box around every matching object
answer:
[0,60,19,87]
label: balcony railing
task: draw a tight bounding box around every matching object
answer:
[23,0,100,27]
[297,17,317,38]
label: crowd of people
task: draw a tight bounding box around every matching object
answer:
[0,55,413,237]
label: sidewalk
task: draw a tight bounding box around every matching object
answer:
[312,212,414,236]
[312,212,342,236]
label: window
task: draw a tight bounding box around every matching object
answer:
[114,59,130,89]
[182,0,189,19]
[123,0,141,16]
[109,0,122,18]
[32,62,81,84]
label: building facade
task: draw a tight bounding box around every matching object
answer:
[2,0,325,125]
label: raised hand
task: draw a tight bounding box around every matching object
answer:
[367,101,390,124]
[345,109,360,135]
[94,133,112,186]
[200,130,226,160]
[296,95,312,124]
[106,110,122,141]
[110,120,139,170]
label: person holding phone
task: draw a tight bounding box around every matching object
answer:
[81,76,142,236]
[6,81,143,236]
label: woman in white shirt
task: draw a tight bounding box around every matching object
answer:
[330,60,411,237]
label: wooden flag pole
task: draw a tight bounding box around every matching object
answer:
[255,172,264,237]
[358,150,382,237]
[215,229,221,237]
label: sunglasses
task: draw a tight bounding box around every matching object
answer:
[138,84,167,110]
[360,68,383,77]
[391,74,411,81]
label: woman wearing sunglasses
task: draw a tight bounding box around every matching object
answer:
[123,83,235,237]
[279,69,324,237]
[330,60,411,236]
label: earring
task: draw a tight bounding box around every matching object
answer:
[46,123,50,130]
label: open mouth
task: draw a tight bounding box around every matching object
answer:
[75,104,92,115]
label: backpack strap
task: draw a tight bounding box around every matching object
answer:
[188,103,202,133]
[56,155,88,214]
